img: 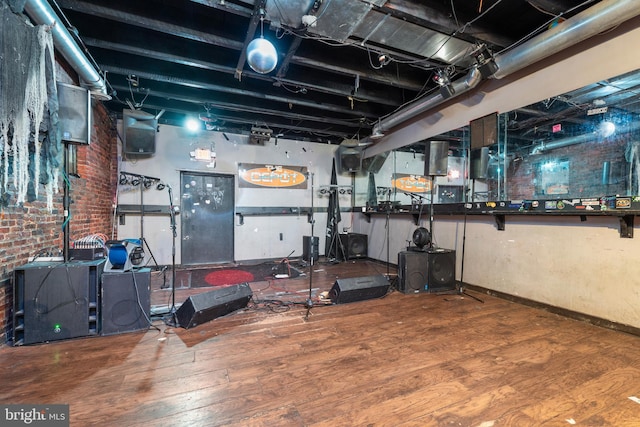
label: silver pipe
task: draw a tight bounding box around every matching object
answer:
[372,67,482,136]
[24,0,109,99]
[493,0,640,79]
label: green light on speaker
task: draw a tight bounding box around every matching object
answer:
[53,324,62,333]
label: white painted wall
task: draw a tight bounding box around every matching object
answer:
[355,213,640,329]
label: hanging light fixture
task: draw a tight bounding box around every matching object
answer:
[246,9,278,74]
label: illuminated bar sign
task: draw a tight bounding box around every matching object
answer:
[392,173,431,193]
[238,163,308,189]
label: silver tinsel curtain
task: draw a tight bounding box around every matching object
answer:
[0,1,61,210]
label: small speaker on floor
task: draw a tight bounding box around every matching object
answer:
[329,275,389,304]
[176,283,253,329]
[338,233,368,260]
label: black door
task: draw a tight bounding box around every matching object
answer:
[180,172,234,264]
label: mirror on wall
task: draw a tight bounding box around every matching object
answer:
[355,67,640,207]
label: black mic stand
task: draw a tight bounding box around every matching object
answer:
[167,184,180,324]
[305,172,315,320]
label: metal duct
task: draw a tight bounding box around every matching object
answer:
[24,0,109,99]
[371,0,640,140]
[493,0,640,79]
[372,67,482,136]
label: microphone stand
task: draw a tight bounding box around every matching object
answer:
[305,172,315,320]
[167,185,179,323]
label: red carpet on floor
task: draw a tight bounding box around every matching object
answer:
[189,262,300,287]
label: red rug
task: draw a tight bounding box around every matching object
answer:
[189,262,300,288]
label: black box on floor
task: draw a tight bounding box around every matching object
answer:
[12,259,105,345]
[100,269,151,336]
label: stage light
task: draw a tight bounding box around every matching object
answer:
[598,121,616,138]
[185,117,201,132]
[247,9,277,74]
[412,227,431,249]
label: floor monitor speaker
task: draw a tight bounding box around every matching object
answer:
[338,233,368,260]
[12,260,104,345]
[303,235,319,262]
[329,275,389,304]
[176,283,253,329]
[424,141,449,176]
[100,269,151,336]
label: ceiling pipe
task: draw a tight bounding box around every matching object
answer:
[371,66,482,137]
[24,0,109,99]
[370,0,640,141]
[492,0,640,79]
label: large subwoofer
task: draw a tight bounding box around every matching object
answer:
[12,260,104,345]
[176,283,253,329]
[100,269,151,336]
[338,233,368,260]
[398,249,456,293]
[329,275,389,304]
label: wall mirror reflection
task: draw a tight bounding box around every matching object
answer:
[355,67,640,207]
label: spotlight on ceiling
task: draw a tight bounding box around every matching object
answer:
[249,126,272,144]
[185,118,201,132]
[247,9,278,74]
[434,69,455,99]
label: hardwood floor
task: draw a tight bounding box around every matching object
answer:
[2,259,640,426]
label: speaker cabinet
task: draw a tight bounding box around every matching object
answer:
[122,108,157,155]
[176,283,253,329]
[329,275,389,304]
[100,269,151,336]
[398,250,456,294]
[336,145,363,174]
[470,147,490,179]
[338,233,368,260]
[303,235,319,262]
[424,141,449,176]
[57,82,91,145]
[12,260,104,346]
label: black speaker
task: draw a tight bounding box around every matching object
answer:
[100,269,151,336]
[12,260,104,345]
[329,275,389,304]
[176,283,253,329]
[398,250,456,294]
[122,108,157,155]
[338,233,368,260]
[424,141,449,176]
[57,82,91,145]
[470,147,490,179]
[336,145,363,173]
[398,251,428,294]
[303,235,319,262]
[360,152,389,174]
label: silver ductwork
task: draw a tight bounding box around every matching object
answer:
[371,0,640,140]
[493,0,640,79]
[24,0,109,99]
[372,67,482,137]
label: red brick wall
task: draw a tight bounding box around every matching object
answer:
[0,99,117,342]
[495,136,628,200]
